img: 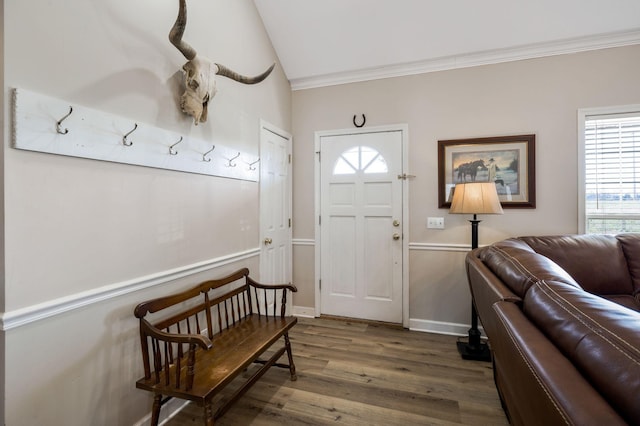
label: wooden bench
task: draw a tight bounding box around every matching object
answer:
[134,268,298,425]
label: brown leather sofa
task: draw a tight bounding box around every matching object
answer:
[466,234,640,426]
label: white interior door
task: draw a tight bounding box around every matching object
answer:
[260,121,292,293]
[318,129,404,323]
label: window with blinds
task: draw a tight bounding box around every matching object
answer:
[584,112,640,234]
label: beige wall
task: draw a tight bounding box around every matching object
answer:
[291,45,640,328]
[2,2,639,423]
[2,0,290,424]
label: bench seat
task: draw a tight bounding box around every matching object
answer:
[136,314,297,402]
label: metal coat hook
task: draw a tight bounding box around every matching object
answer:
[169,136,183,155]
[56,106,73,135]
[226,152,240,167]
[203,145,215,162]
[122,123,138,146]
[248,158,260,171]
[353,114,366,128]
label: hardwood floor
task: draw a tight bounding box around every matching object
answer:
[163,317,508,425]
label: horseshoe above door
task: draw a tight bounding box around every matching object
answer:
[353,114,366,128]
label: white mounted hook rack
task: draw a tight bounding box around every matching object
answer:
[11,88,260,182]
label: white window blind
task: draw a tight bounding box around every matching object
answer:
[584,113,640,234]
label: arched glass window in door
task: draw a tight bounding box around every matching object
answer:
[333,145,388,175]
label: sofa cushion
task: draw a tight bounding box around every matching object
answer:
[479,238,580,298]
[617,233,640,303]
[523,279,640,425]
[600,294,640,313]
[520,234,634,296]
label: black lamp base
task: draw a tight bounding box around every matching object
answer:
[456,340,491,362]
[457,323,491,361]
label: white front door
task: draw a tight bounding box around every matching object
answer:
[318,127,405,324]
[260,121,292,290]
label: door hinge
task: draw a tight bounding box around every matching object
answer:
[316,151,321,162]
[319,215,321,225]
[288,218,292,228]
[288,154,292,164]
[319,279,322,290]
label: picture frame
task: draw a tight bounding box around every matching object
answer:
[438,134,536,208]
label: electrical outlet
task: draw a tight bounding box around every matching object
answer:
[427,217,445,229]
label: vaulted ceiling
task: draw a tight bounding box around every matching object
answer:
[253,0,640,89]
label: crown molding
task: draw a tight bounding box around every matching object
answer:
[290,29,640,91]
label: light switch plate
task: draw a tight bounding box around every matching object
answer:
[427,217,445,229]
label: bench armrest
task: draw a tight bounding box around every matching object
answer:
[140,318,213,350]
[247,276,298,292]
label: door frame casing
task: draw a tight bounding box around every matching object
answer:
[314,124,409,327]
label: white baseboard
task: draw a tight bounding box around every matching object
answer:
[291,311,484,338]
[292,306,316,318]
[410,318,477,336]
[292,310,484,339]
[133,398,190,426]
[409,318,488,339]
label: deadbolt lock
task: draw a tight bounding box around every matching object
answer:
[393,233,400,240]
[393,220,400,227]
[264,238,273,245]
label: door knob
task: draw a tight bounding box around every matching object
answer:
[392,233,400,240]
[264,238,273,245]
[393,220,400,227]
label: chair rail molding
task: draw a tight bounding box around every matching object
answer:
[409,242,471,252]
[295,240,473,251]
[292,238,315,246]
[1,248,260,331]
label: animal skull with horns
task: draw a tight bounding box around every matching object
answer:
[169,0,275,125]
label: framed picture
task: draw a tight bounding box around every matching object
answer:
[438,134,536,208]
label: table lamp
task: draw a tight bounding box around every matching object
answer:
[450,182,503,361]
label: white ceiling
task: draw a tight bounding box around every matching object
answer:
[253,0,640,89]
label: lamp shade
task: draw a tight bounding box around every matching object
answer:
[449,182,504,215]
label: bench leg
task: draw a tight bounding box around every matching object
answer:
[284,332,297,381]
[151,394,162,426]
[204,402,215,426]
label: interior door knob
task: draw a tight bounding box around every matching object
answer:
[264,237,273,245]
[392,233,400,240]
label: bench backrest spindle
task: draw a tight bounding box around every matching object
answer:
[203,292,212,339]
[281,287,288,317]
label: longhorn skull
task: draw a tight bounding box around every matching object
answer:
[169,0,275,125]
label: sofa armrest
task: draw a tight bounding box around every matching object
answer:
[492,301,626,426]
[466,251,521,339]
